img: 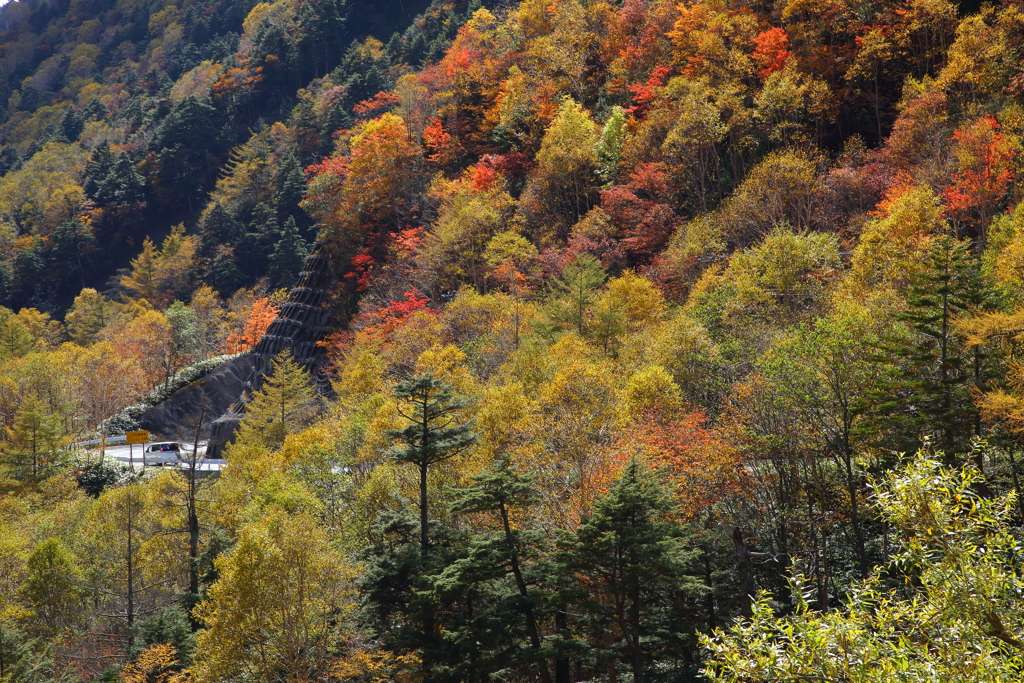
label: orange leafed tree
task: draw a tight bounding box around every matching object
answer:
[751,27,792,79]
[106,310,175,388]
[225,297,279,353]
[618,410,746,519]
[943,115,1019,242]
[302,112,422,241]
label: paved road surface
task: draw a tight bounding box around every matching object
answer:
[91,443,225,473]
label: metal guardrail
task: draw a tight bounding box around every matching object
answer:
[73,435,127,447]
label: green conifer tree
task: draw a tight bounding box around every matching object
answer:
[200,203,241,257]
[235,350,316,449]
[107,152,146,205]
[208,248,245,295]
[431,457,553,683]
[57,107,84,143]
[385,374,477,555]
[83,144,144,207]
[82,142,114,203]
[51,218,96,292]
[542,254,607,338]
[268,216,307,289]
[558,461,705,683]
[863,236,1000,462]
[239,202,279,278]
[272,152,308,221]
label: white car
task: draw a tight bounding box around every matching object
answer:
[144,442,183,466]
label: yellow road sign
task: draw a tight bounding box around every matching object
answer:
[125,430,149,445]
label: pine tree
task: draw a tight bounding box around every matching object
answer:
[0,146,21,175]
[272,152,307,221]
[82,97,108,122]
[238,203,278,278]
[108,152,146,205]
[295,0,346,78]
[4,395,63,479]
[235,350,316,449]
[12,236,45,307]
[385,374,477,555]
[0,623,39,681]
[863,236,1000,462]
[82,142,115,203]
[358,512,464,679]
[558,461,705,683]
[430,457,553,683]
[249,202,278,239]
[200,203,241,255]
[82,145,144,207]
[268,216,307,289]
[58,108,84,142]
[542,254,607,338]
[207,247,244,296]
[152,97,224,210]
[51,218,96,292]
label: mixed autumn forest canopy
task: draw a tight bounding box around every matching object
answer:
[6,0,1024,680]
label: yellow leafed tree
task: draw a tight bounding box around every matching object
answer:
[192,510,351,683]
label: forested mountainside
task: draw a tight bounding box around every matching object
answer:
[5,0,1024,679]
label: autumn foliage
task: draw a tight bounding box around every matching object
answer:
[620,410,746,518]
[225,297,280,353]
[943,116,1018,239]
[10,0,1024,679]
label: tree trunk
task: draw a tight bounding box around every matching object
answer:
[500,504,551,683]
[126,496,135,633]
[733,527,755,618]
[555,608,570,683]
[419,461,429,555]
[187,394,208,599]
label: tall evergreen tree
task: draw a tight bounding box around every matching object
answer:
[82,142,115,203]
[558,461,706,683]
[151,96,224,211]
[50,218,96,292]
[385,374,477,555]
[272,152,308,223]
[57,107,84,143]
[358,513,465,680]
[542,254,607,338]
[268,216,307,289]
[0,146,21,176]
[83,144,145,207]
[199,203,241,259]
[429,458,553,683]
[863,236,1000,462]
[295,0,346,78]
[207,247,245,296]
[107,152,147,205]
[239,202,278,279]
